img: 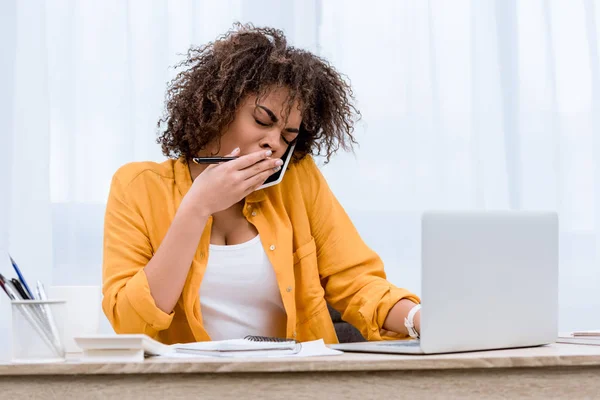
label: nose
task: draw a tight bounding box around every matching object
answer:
[259,128,282,156]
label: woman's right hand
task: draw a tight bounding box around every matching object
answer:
[183,148,284,216]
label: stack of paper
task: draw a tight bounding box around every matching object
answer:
[74,334,172,362]
[73,334,342,362]
[557,330,600,346]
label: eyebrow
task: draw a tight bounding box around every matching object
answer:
[256,105,300,133]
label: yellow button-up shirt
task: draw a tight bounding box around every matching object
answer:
[102,155,419,344]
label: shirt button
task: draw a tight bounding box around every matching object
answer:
[286,286,292,292]
[269,244,276,251]
[292,331,297,338]
[251,211,257,217]
[199,252,205,259]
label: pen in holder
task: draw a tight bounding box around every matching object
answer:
[11,299,66,363]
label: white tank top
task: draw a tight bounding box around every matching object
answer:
[199,235,287,340]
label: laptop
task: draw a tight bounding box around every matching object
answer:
[331,211,559,355]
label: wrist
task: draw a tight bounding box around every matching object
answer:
[404,303,421,339]
[383,299,421,336]
[179,190,213,218]
[414,309,421,334]
[177,197,211,223]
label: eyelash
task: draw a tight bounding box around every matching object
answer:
[254,118,270,127]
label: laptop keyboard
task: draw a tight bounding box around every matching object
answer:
[377,340,421,347]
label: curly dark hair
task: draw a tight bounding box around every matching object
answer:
[157,23,360,163]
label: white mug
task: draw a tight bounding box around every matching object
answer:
[47,285,101,353]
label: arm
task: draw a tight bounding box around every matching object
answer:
[102,172,207,336]
[299,157,420,340]
[103,151,280,336]
[144,203,208,313]
[145,149,281,311]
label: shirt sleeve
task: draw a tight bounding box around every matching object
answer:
[102,171,174,337]
[298,157,420,340]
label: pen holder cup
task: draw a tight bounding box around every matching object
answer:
[11,300,67,363]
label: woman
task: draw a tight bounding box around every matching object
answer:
[102,24,421,345]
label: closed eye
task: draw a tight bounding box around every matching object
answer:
[282,136,296,145]
[254,115,298,145]
[254,118,270,127]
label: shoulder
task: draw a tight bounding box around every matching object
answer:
[111,159,177,189]
[108,159,179,204]
[279,155,331,204]
[287,155,322,182]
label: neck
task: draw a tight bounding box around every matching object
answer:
[188,160,208,181]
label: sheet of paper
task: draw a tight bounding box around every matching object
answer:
[154,352,211,359]
[285,339,342,357]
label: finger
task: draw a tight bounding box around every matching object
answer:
[244,165,281,193]
[229,149,273,170]
[226,147,241,157]
[240,157,283,181]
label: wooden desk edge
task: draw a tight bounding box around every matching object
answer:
[2,344,600,376]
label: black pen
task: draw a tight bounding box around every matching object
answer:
[11,278,31,300]
[192,156,238,164]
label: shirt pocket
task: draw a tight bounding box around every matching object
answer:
[293,237,325,313]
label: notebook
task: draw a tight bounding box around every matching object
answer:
[571,330,600,337]
[557,330,600,346]
[173,336,301,357]
[74,334,338,362]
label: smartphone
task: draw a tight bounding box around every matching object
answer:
[255,143,296,191]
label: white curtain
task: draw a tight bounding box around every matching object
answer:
[1,0,599,359]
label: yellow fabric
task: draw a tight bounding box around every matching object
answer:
[102,155,420,344]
